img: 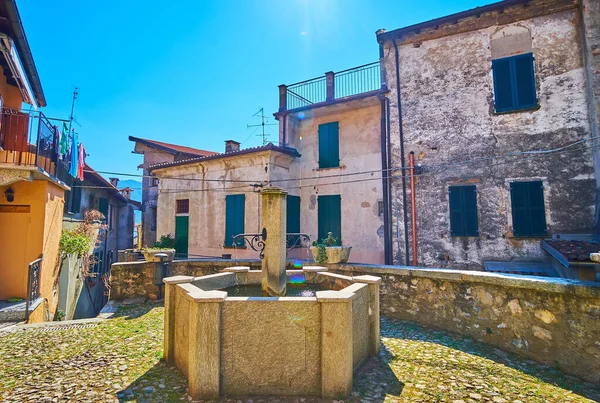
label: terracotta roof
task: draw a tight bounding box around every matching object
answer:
[129,136,217,157]
[148,142,301,171]
[544,240,600,263]
[83,163,139,207]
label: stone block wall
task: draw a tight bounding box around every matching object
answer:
[110,260,278,300]
[332,263,600,384]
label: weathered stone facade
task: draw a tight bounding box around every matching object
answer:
[332,263,600,385]
[379,1,597,268]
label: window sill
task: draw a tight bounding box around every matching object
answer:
[493,104,541,115]
[223,245,247,249]
[316,166,342,171]
[507,234,547,239]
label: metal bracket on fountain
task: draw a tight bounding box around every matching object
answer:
[286,233,311,250]
[232,230,311,259]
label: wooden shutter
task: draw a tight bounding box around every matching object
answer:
[318,122,340,169]
[286,195,300,233]
[71,179,82,214]
[317,195,341,243]
[449,185,478,236]
[493,53,536,113]
[98,197,109,218]
[175,215,189,258]
[513,53,537,109]
[225,194,245,246]
[492,58,514,112]
[510,181,546,237]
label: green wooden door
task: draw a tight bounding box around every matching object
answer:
[225,194,245,247]
[318,195,341,244]
[175,216,189,258]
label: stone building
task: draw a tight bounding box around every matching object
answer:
[376,0,599,269]
[149,142,300,259]
[129,136,216,247]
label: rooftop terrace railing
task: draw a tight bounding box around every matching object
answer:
[0,109,71,184]
[279,61,384,112]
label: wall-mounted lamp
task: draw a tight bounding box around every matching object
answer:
[252,183,264,193]
[5,187,14,202]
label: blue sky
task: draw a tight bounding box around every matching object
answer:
[18,0,493,180]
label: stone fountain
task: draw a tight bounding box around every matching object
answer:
[162,187,381,400]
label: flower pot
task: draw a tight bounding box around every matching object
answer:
[310,246,352,264]
[143,249,175,262]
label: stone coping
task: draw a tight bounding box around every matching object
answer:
[333,263,600,298]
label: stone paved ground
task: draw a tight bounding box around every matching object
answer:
[0,302,599,403]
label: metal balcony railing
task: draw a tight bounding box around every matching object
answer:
[0,109,71,184]
[279,61,383,112]
[25,255,42,321]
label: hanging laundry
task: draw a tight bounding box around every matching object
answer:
[60,123,68,156]
[68,130,78,178]
[53,126,61,156]
[77,143,85,180]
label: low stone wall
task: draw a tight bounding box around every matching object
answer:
[331,263,600,385]
[109,259,267,300]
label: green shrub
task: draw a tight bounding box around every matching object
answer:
[322,232,339,247]
[59,229,92,256]
[315,244,328,265]
[154,234,176,249]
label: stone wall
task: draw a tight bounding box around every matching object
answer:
[332,263,600,384]
[110,259,268,300]
[381,2,596,268]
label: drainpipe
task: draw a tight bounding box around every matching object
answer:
[392,38,410,266]
[385,97,394,264]
[282,114,287,146]
[379,95,392,265]
[409,152,418,266]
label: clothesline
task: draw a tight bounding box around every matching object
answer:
[54,122,86,181]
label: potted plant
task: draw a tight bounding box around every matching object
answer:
[143,234,176,262]
[310,232,352,264]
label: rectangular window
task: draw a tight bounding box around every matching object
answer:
[176,199,189,214]
[98,197,109,218]
[150,177,159,187]
[492,52,537,113]
[510,181,547,237]
[378,201,384,217]
[225,194,245,247]
[449,185,479,236]
[287,195,301,247]
[70,180,82,214]
[318,121,340,169]
[318,195,341,244]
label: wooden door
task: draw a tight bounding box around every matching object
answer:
[0,208,30,299]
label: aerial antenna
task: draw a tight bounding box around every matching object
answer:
[246,107,277,145]
[67,87,79,135]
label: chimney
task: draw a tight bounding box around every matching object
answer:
[225,140,241,153]
[109,177,119,187]
[120,187,132,200]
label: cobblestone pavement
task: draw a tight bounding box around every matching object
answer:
[0,303,598,403]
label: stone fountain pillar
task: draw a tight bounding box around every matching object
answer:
[261,187,287,296]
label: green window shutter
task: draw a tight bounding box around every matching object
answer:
[318,122,340,169]
[98,197,109,218]
[510,181,546,237]
[493,53,537,113]
[513,53,537,109]
[286,195,300,233]
[318,195,341,244]
[225,194,245,246]
[492,58,514,112]
[175,216,189,258]
[449,185,478,236]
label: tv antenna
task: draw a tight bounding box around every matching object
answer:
[68,87,79,134]
[246,107,277,145]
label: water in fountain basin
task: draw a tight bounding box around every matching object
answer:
[223,273,328,297]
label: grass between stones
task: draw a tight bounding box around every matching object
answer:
[0,302,598,403]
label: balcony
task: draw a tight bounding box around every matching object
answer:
[0,109,71,185]
[278,61,386,113]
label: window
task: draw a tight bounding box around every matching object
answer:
[492,53,537,113]
[378,201,384,217]
[98,197,109,218]
[225,194,245,247]
[510,181,547,237]
[318,121,339,169]
[150,177,159,187]
[449,185,479,236]
[318,195,341,243]
[176,199,189,214]
[287,195,301,246]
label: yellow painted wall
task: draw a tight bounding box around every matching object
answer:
[0,180,65,320]
[0,66,25,109]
